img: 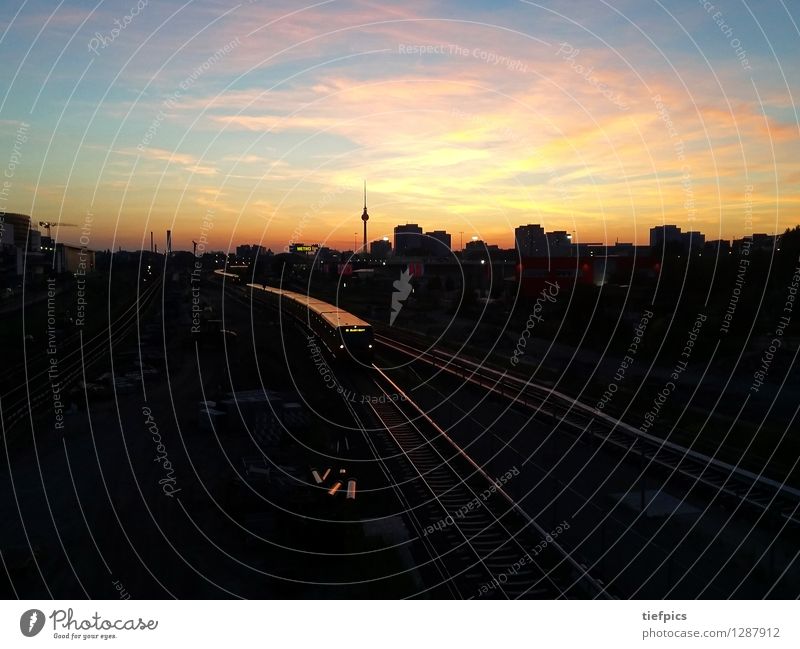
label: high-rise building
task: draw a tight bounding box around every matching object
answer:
[237,244,267,259]
[515,224,546,257]
[28,229,41,252]
[370,238,391,258]
[0,219,13,247]
[40,235,55,253]
[515,224,575,257]
[0,212,31,248]
[650,224,683,249]
[681,231,705,252]
[650,225,709,254]
[394,223,423,255]
[54,243,95,274]
[705,239,731,255]
[545,230,573,255]
[464,238,499,260]
[752,233,779,251]
[424,230,451,256]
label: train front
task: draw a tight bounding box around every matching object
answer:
[337,323,374,363]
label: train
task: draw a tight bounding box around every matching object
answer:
[247,283,374,363]
[213,268,242,284]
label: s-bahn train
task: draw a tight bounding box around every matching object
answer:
[247,284,373,363]
[213,269,242,284]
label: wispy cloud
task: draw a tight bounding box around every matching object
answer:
[0,0,797,249]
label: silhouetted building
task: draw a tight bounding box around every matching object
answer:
[681,230,705,252]
[29,229,41,252]
[201,251,228,269]
[54,243,95,274]
[705,239,732,255]
[0,212,31,248]
[424,230,452,256]
[370,238,391,258]
[610,242,635,256]
[650,225,709,254]
[237,244,267,259]
[0,219,13,246]
[394,223,423,255]
[650,224,683,250]
[516,224,579,257]
[515,224,546,257]
[731,234,780,255]
[40,235,55,254]
[752,233,780,251]
[546,230,573,255]
[464,239,499,260]
[313,246,334,262]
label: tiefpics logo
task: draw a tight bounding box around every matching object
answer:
[20,609,45,637]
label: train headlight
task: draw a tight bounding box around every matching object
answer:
[339,344,344,349]
[368,344,373,348]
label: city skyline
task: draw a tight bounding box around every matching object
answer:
[53,224,800,257]
[0,1,798,252]
[5,206,792,256]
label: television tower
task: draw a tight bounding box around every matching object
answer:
[361,181,369,255]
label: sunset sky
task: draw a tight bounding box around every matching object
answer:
[0,0,798,252]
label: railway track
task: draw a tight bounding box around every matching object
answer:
[341,365,610,599]
[374,332,800,529]
[211,277,799,595]
[216,278,610,598]
[2,278,159,394]
[0,280,160,436]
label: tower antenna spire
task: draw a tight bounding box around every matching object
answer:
[360,180,369,255]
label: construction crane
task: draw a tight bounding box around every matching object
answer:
[38,221,76,237]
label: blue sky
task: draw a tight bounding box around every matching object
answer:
[0,0,798,251]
